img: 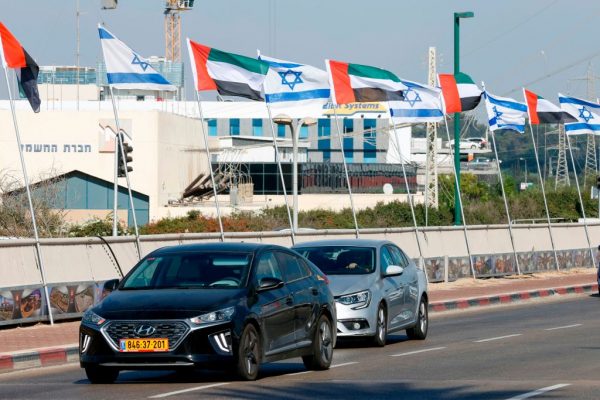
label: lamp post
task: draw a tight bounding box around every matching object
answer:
[520,157,528,184]
[273,115,317,232]
[453,11,474,225]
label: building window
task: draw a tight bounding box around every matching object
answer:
[318,119,331,161]
[364,119,377,163]
[344,137,354,163]
[208,119,217,137]
[277,124,286,138]
[299,125,308,139]
[343,118,353,133]
[252,119,263,136]
[230,119,240,136]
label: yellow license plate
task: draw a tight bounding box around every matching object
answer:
[119,338,169,352]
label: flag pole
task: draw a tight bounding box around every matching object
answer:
[194,92,225,241]
[442,115,475,278]
[385,111,425,270]
[565,134,596,266]
[332,108,360,238]
[112,123,119,237]
[2,65,54,325]
[109,86,141,258]
[265,103,296,245]
[523,89,560,271]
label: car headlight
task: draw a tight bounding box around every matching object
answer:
[190,306,235,325]
[337,290,370,309]
[82,309,106,326]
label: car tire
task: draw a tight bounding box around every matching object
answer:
[406,297,428,340]
[371,304,387,347]
[84,365,119,384]
[235,324,261,381]
[302,314,333,370]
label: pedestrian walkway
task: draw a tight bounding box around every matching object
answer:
[0,269,596,373]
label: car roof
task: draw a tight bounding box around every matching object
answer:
[150,242,284,256]
[292,239,393,248]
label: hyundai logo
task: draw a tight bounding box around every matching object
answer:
[134,324,156,337]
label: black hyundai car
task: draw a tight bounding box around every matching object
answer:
[80,242,336,383]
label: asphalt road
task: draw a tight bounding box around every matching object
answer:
[1,294,599,400]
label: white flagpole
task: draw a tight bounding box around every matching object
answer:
[565,134,596,266]
[442,116,476,278]
[523,89,561,271]
[194,92,225,241]
[265,104,296,244]
[2,66,54,325]
[331,109,360,238]
[109,86,141,258]
[112,118,119,236]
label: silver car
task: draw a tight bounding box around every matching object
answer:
[293,239,428,346]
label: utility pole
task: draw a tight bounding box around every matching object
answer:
[424,47,438,226]
[555,124,570,189]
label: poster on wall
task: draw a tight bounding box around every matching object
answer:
[0,288,43,322]
[49,284,95,315]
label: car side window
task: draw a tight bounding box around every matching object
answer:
[380,247,395,274]
[276,251,309,283]
[255,252,283,283]
[388,246,407,268]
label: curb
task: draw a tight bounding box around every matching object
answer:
[429,283,598,313]
[0,346,79,374]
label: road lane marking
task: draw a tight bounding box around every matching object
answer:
[474,334,522,343]
[330,361,359,368]
[505,383,570,400]
[288,370,312,376]
[390,347,446,357]
[544,323,582,331]
[148,382,230,398]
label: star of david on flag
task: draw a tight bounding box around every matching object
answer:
[258,52,330,111]
[559,93,600,135]
[484,90,527,133]
[388,79,443,123]
[98,24,176,91]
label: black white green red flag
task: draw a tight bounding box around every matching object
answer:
[524,89,576,125]
[438,72,482,113]
[0,22,40,113]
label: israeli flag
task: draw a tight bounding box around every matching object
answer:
[484,91,527,133]
[388,79,444,123]
[98,25,176,91]
[259,52,330,109]
[559,93,600,135]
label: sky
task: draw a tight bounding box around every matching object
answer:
[1,0,600,103]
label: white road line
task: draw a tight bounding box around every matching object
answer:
[148,382,230,399]
[505,383,570,400]
[474,334,522,343]
[544,323,582,331]
[288,370,313,376]
[330,361,359,368]
[390,346,446,357]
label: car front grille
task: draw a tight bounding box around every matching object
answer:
[103,321,190,350]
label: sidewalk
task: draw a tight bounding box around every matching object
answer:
[0,268,597,373]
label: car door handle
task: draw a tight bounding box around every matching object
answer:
[309,287,319,296]
[286,296,294,306]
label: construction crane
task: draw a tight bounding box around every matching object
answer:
[101,0,194,62]
[165,0,195,62]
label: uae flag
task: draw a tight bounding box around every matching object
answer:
[325,59,406,104]
[0,22,40,113]
[187,39,269,101]
[524,89,576,125]
[438,72,482,113]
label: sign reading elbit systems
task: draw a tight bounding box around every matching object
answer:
[321,102,388,117]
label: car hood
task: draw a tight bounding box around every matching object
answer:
[94,288,246,320]
[327,274,376,297]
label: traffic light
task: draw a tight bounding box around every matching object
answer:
[117,133,133,178]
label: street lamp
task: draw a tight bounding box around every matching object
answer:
[453,11,474,225]
[273,115,317,232]
[519,157,528,184]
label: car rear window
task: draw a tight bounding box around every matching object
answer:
[295,246,375,275]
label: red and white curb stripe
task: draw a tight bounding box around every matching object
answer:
[0,345,79,373]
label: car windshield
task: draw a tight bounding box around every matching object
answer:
[120,251,253,289]
[296,246,375,275]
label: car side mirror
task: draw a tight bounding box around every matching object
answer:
[256,277,284,292]
[385,265,404,276]
[104,278,120,292]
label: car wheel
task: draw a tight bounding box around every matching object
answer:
[235,324,261,380]
[302,314,333,370]
[371,304,387,347]
[84,365,119,384]
[406,297,428,340]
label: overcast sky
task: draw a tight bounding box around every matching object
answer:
[2,0,600,103]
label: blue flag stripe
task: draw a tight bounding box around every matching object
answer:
[266,89,331,103]
[487,95,527,112]
[559,96,600,109]
[107,73,172,85]
[565,123,600,132]
[261,59,303,69]
[98,27,114,39]
[390,108,444,118]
